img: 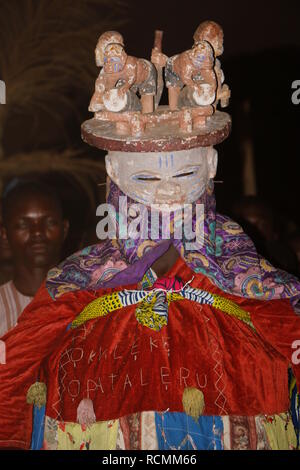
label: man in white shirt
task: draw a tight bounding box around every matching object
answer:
[0,179,69,336]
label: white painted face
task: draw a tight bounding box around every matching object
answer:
[106,147,218,207]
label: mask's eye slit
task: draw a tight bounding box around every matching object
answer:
[173,171,195,178]
[132,175,161,182]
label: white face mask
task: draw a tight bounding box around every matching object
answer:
[106,147,218,207]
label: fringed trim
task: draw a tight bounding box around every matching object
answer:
[26,382,47,409]
[182,387,205,421]
[77,398,96,427]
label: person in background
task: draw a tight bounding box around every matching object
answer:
[0,204,13,285]
[0,179,69,336]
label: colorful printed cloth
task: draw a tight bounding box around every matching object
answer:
[40,411,297,450]
[46,180,300,304]
[155,413,223,450]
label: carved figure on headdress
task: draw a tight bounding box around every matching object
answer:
[151,21,230,111]
[193,20,230,108]
[89,34,157,115]
[165,40,217,111]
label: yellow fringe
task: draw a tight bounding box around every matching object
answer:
[182,387,205,421]
[26,382,47,409]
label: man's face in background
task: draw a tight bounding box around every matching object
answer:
[2,191,69,270]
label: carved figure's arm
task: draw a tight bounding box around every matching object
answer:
[177,54,195,87]
[95,75,106,95]
[151,49,168,67]
[116,58,137,95]
[197,68,217,89]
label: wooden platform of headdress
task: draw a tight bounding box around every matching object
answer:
[81,108,231,152]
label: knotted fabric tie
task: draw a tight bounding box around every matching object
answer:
[71,276,253,332]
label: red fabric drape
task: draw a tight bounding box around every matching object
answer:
[0,259,299,449]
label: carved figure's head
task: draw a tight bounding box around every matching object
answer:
[103,43,127,73]
[190,41,215,69]
[95,31,124,67]
[193,21,224,57]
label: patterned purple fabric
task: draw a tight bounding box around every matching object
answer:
[46,179,300,303]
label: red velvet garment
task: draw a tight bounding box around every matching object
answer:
[0,259,299,449]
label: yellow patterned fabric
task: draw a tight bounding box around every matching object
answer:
[135,292,165,331]
[168,292,185,303]
[211,294,254,329]
[71,282,252,332]
[56,420,119,450]
[261,413,297,450]
[71,292,122,328]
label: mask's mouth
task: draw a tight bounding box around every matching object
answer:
[153,192,185,204]
[151,201,186,213]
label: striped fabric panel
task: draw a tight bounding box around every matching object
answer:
[119,290,148,306]
[181,287,215,305]
[151,291,168,318]
[0,281,32,337]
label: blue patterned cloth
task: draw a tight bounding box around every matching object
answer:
[155,412,223,450]
[31,405,46,450]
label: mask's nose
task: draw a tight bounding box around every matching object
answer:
[154,181,182,203]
